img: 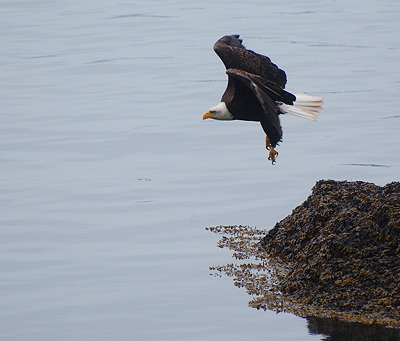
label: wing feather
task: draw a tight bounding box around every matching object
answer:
[226,69,283,147]
[214,35,287,89]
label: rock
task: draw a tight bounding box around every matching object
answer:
[261,180,400,326]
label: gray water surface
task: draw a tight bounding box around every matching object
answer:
[1,1,399,340]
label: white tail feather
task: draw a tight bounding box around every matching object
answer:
[279,93,323,121]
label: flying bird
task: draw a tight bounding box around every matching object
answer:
[203,35,323,164]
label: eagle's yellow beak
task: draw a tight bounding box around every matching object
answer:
[203,111,215,120]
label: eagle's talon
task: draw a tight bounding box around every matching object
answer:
[268,148,278,164]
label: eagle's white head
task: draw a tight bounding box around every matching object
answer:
[203,102,234,120]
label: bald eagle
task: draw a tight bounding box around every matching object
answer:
[203,35,323,164]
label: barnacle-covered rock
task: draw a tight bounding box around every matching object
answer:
[260,180,399,326]
[208,180,400,328]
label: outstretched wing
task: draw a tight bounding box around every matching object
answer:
[226,69,283,147]
[214,35,287,90]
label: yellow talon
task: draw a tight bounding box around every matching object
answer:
[265,136,278,164]
[268,147,279,164]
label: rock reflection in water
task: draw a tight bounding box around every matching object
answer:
[306,316,400,341]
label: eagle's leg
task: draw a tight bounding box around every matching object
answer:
[265,136,271,150]
[265,136,278,164]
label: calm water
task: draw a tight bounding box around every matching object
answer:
[1,1,399,340]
